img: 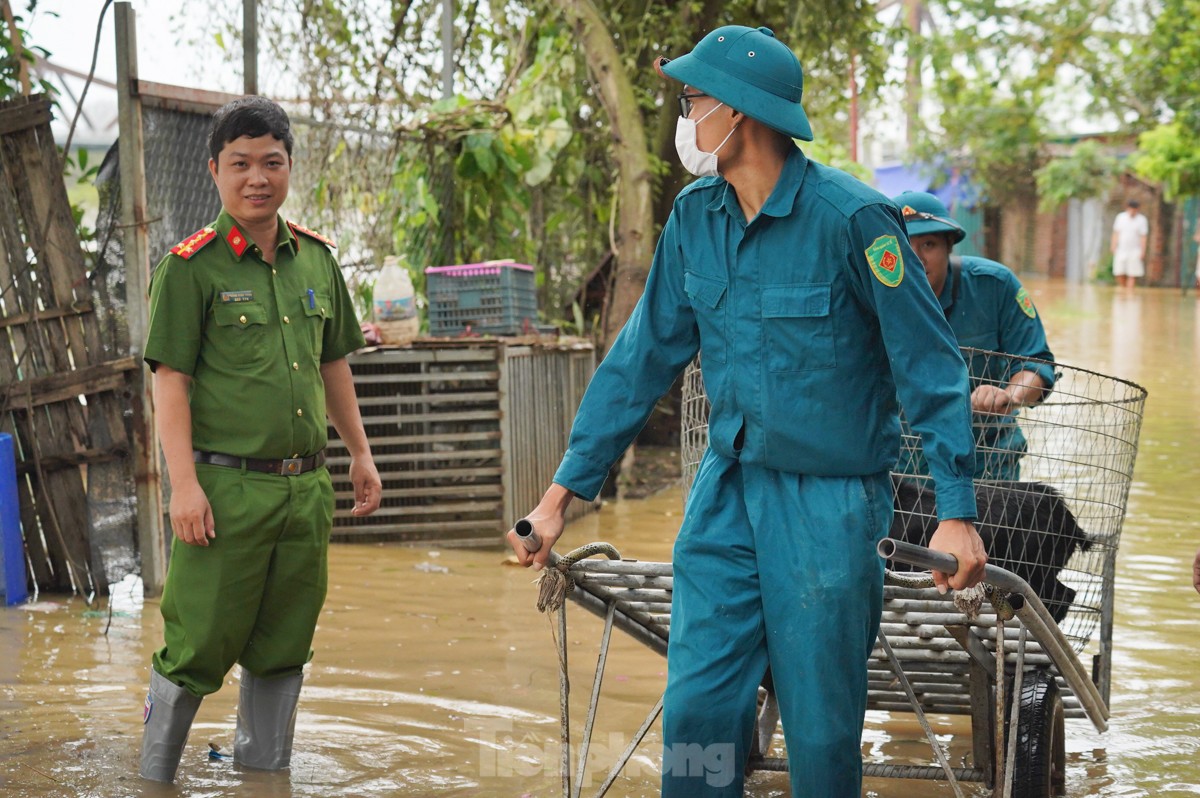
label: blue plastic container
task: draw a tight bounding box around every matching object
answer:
[425,262,538,336]
[0,432,28,605]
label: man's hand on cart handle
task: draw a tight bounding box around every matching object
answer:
[926,519,988,594]
[506,484,573,571]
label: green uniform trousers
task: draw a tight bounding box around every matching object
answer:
[152,463,334,696]
[662,449,890,797]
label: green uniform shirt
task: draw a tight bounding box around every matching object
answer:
[554,147,978,521]
[145,210,365,459]
[940,255,1055,390]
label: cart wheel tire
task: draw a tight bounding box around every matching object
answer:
[1011,669,1066,798]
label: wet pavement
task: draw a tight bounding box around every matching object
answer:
[1,280,1198,796]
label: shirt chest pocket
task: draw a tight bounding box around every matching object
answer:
[211,302,269,370]
[955,329,997,349]
[300,292,332,360]
[684,271,728,364]
[762,283,836,373]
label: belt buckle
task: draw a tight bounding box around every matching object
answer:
[281,457,304,476]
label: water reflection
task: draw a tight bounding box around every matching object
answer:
[0,281,1198,796]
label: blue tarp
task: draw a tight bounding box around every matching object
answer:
[873,163,987,258]
[872,163,983,214]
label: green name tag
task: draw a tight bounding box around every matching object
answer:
[219,290,255,303]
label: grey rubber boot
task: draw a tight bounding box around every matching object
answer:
[139,669,203,782]
[233,671,304,770]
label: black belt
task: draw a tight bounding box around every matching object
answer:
[193,450,326,476]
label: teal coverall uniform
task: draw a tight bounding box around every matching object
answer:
[144,210,365,697]
[900,256,1056,480]
[553,147,978,797]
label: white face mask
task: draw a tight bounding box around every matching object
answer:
[675,102,740,177]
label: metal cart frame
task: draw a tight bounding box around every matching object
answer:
[532,350,1146,797]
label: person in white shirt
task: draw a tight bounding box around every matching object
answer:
[1110,198,1149,292]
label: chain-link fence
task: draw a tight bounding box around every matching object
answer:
[93,102,457,314]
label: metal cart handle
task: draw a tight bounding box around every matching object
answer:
[876,537,1110,732]
[515,518,542,553]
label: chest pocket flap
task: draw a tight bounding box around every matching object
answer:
[213,302,268,327]
[684,271,727,309]
[762,283,835,372]
[210,301,269,370]
[683,271,728,364]
[762,283,830,318]
[301,292,332,319]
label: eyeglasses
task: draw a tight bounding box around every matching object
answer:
[678,92,708,119]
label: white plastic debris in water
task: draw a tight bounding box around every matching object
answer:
[414,562,449,574]
[109,573,144,613]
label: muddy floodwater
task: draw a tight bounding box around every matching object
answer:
[1,280,1198,797]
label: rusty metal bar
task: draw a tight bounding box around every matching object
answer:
[878,629,967,798]
[592,693,664,798]
[994,614,1006,793]
[572,602,616,798]
[557,602,571,798]
[1002,625,1028,798]
[750,758,987,782]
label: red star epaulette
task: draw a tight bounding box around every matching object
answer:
[170,227,217,260]
[287,221,337,250]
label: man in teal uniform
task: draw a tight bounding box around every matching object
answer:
[893,191,1055,480]
[139,96,382,782]
[507,26,987,797]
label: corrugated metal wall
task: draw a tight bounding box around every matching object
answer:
[327,341,595,545]
[951,202,986,259]
[1181,196,1199,288]
[500,344,597,530]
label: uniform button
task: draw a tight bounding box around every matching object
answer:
[272,268,277,276]
[239,315,247,324]
[292,362,299,370]
[321,307,326,314]
[292,453,299,458]
[296,408,303,417]
[283,316,290,323]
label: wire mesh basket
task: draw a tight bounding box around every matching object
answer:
[680,349,1148,654]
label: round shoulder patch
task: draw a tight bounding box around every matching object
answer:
[1016,286,1037,319]
[866,234,904,287]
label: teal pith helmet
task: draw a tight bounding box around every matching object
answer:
[659,25,813,142]
[893,191,966,244]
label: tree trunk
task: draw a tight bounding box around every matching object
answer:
[555,0,654,352]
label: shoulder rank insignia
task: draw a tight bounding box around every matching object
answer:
[866,234,904,288]
[226,226,250,257]
[170,227,217,260]
[1016,286,1037,319]
[287,221,337,250]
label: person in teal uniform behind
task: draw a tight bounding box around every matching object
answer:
[893,191,1056,481]
[139,96,382,783]
[507,26,988,797]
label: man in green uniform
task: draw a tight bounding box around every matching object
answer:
[508,26,987,797]
[139,96,381,783]
[892,191,1055,480]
